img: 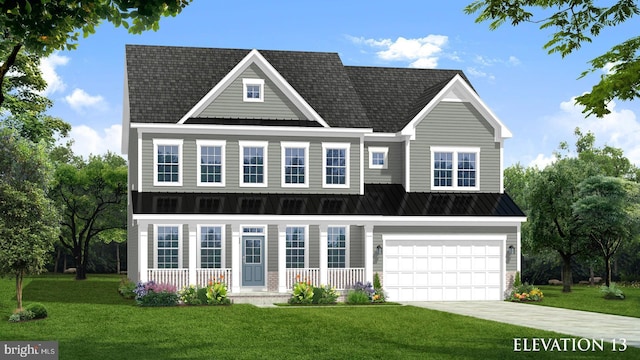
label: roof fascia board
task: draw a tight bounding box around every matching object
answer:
[177,49,329,127]
[401,74,513,142]
[132,122,371,137]
[363,132,407,142]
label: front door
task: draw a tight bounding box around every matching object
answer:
[242,236,265,286]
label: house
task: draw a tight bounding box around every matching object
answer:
[121,45,526,302]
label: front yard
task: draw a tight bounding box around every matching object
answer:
[529,285,640,318]
[2,275,639,359]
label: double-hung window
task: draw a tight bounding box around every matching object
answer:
[327,226,347,268]
[281,142,309,187]
[239,141,268,187]
[153,139,183,186]
[199,226,223,268]
[156,225,180,269]
[431,146,480,190]
[197,140,225,186]
[322,143,350,188]
[285,226,306,268]
[243,78,264,102]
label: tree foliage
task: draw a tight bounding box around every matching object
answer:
[465,0,640,117]
[52,153,127,280]
[0,0,192,106]
[0,128,59,310]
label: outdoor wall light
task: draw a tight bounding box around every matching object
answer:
[376,244,383,255]
[508,245,516,255]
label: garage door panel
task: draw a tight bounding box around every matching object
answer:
[487,257,501,271]
[414,257,429,271]
[428,273,443,286]
[444,257,457,270]
[458,272,472,286]
[458,288,472,301]
[429,257,443,271]
[458,257,472,270]
[399,257,414,271]
[472,257,486,271]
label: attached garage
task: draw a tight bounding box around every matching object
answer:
[383,235,505,301]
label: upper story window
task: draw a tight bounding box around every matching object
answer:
[281,142,309,188]
[199,225,224,269]
[243,78,264,102]
[156,225,181,269]
[327,226,347,268]
[322,143,350,188]
[197,140,225,186]
[153,139,183,186]
[431,146,480,191]
[368,146,388,169]
[286,226,307,268]
[240,141,268,187]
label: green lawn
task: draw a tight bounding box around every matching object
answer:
[2,275,639,359]
[528,285,640,318]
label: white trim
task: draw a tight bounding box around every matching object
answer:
[277,224,287,292]
[430,146,480,191]
[500,144,505,193]
[133,122,371,137]
[280,142,309,188]
[178,49,330,127]
[364,224,374,284]
[322,142,350,189]
[242,78,264,102]
[319,225,328,284]
[516,224,522,273]
[359,140,364,195]
[368,146,389,169]
[231,224,240,293]
[285,225,309,268]
[153,224,183,269]
[405,141,411,192]
[153,139,183,187]
[239,140,268,188]
[137,131,142,192]
[196,224,226,269]
[188,231,197,284]
[196,140,226,187]
[240,224,268,289]
[139,231,148,282]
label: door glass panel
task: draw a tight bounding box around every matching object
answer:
[245,238,261,264]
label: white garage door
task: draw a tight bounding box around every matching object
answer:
[384,236,503,301]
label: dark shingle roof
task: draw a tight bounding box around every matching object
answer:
[132,184,525,217]
[125,45,473,132]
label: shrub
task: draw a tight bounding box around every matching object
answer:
[289,281,314,304]
[179,285,202,305]
[312,285,338,304]
[346,289,370,304]
[206,280,230,305]
[138,291,179,307]
[8,310,35,323]
[507,283,544,302]
[353,281,375,299]
[372,273,386,303]
[25,303,47,319]
[118,278,137,299]
[513,271,522,288]
[601,283,625,300]
[196,287,209,304]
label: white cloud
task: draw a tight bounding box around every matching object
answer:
[466,67,495,81]
[529,153,556,169]
[39,53,69,95]
[64,88,106,112]
[602,61,621,74]
[348,35,448,68]
[508,56,521,66]
[69,124,122,158]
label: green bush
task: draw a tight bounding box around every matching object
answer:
[138,291,179,307]
[346,290,370,305]
[206,281,230,305]
[118,278,137,299]
[25,303,48,319]
[196,287,209,304]
[601,283,625,300]
[513,271,522,288]
[372,273,386,303]
[312,285,338,304]
[289,281,314,304]
[8,310,35,323]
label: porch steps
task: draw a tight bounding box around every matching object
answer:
[229,292,290,306]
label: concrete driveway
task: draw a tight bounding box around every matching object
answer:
[404,301,640,349]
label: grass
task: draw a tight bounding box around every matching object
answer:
[526,285,640,318]
[2,275,639,359]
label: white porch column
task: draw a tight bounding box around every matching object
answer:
[319,225,328,285]
[516,224,522,273]
[278,224,287,293]
[188,230,197,285]
[139,230,148,282]
[231,224,240,293]
[364,224,374,284]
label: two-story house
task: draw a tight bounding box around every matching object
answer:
[122,45,525,302]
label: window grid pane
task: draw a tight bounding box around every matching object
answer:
[200,146,222,183]
[372,152,385,166]
[433,152,453,187]
[327,227,346,268]
[245,239,261,264]
[157,145,179,183]
[286,227,305,268]
[457,152,476,187]
[325,148,346,185]
[200,226,222,268]
[246,84,261,99]
[157,226,179,269]
[243,147,264,183]
[284,147,305,184]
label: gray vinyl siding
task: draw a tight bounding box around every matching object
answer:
[268,225,278,272]
[410,102,501,192]
[199,63,305,120]
[141,133,360,194]
[182,224,189,268]
[147,224,154,268]
[308,225,319,268]
[364,142,404,184]
[128,128,138,191]
[373,225,518,272]
[225,224,232,269]
[349,225,364,268]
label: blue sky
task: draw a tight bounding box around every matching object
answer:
[42,0,640,167]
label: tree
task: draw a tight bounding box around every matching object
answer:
[573,176,640,286]
[52,153,127,280]
[465,1,640,117]
[0,0,192,107]
[0,128,59,310]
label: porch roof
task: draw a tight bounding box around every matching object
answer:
[132,184,524,217]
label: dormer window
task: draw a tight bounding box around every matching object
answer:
[243,78,264,102]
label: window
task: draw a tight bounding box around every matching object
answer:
[243,78,264,102]
[156,225,180,269]
[368,146,388,169]
[286,227,306,268]
[281,142,309,187]
[327,226,347,268]
[322,143,350,188]
[240,141,268,187]
[431,147,480,190]
[199,226,223,268]
[197,140,225,186]
[153,139,182,186]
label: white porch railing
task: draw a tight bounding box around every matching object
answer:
[286,268,320,289]
[196,268,232,289]
[147,269,189,290]
[328,268,365,290]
